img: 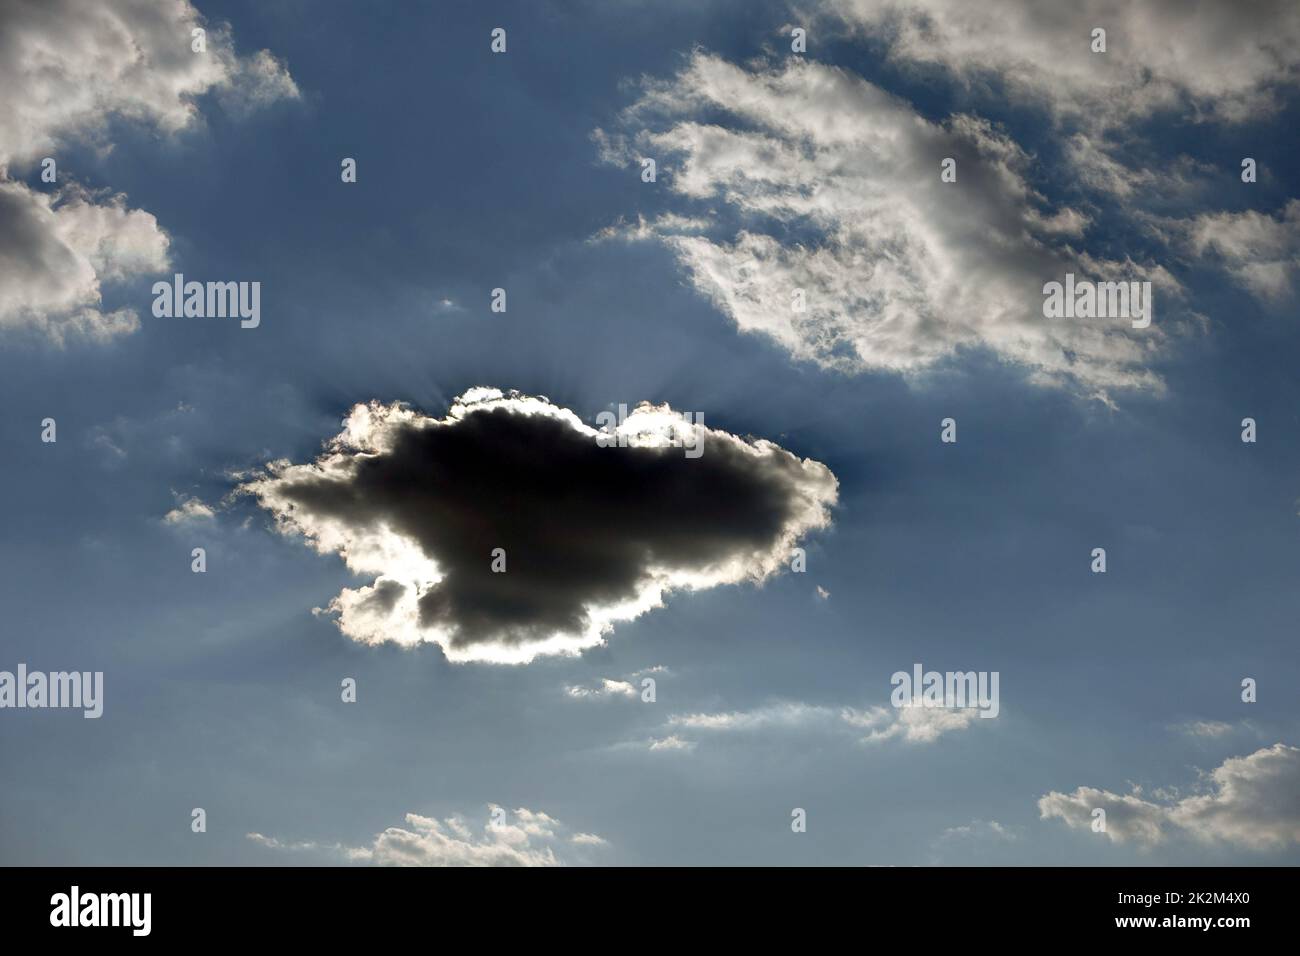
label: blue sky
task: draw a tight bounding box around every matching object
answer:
[1,0,1298,865]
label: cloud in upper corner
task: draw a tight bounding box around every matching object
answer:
[1039,743,1300,850]
[239,388,837,664]
[595,53,1176,401]
[825,0,1300,128]
[248,805,605,867]
[0,0,298,342]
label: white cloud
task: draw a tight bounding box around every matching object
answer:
[1181,201,1300,302]
[163,493,216,525]
[657,698,985,749]
[1168,744,1300,849]
[218,48,301,116]
[1173,719,1236,739]
[590,212,713,243]
[826,0,1300,127]
[1037,787,1169,846]
[670,702,835,733]
[821,1,1300,208]
[566,678,639,699]
[245,833,344,854]
[936,819,1019,844]
[841,703,982,743]
[249,805,605,867]
[0,0,297,341]
[598,52,1173,400]
[0,182,168,343]
[1039,743,1300,850]
[567,665,667,699]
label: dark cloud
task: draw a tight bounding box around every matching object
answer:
[242,389,837,662]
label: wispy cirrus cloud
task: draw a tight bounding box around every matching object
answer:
[596,52,1177,401]
[640,697,988,752]
[566,665,667,700]
[1171,719,1237,739]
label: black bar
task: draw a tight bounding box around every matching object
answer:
[0,866,1283,941]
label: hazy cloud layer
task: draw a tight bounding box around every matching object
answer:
[241,388,837,663]
[597,53,1174,400]
[249,806,602,867]
[1039,743,1300,849]
[0,0,297,340]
